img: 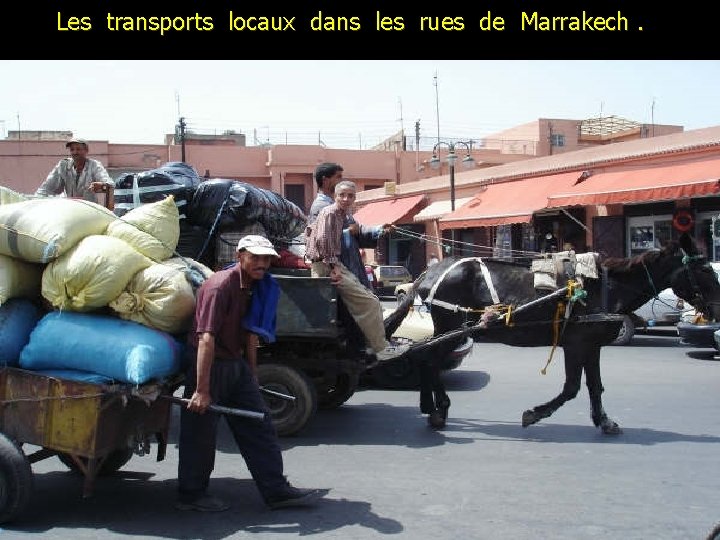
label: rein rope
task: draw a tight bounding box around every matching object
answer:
[393,226,543,259]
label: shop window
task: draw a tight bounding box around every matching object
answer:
[627,216,672,257]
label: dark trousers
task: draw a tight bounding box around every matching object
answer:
[177,355,287,503]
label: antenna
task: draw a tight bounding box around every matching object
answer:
[175,91,181,117]
[651,97,656,137]
[398,96,404,133]
[433,71,440,145]
[415,119,422,172]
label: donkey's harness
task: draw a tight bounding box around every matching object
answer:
[424,257,500,313]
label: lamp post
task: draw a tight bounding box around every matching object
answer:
[429,141,476,254]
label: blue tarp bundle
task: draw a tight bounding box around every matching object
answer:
[0,299,41,367]
[20,312,183,385]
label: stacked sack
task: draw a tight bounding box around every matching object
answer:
[0,191,212,385]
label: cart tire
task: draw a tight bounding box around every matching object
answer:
[0,433,32,524]
[370,357,420,389]
[318,372,359,410]
[58,448,134,476]
[258,364,317,437]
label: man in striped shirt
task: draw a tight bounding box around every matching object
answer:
[306,180,409,362]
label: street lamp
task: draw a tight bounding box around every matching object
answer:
[429,140,476,212]
[430,141,476,255]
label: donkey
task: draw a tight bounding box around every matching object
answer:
[406,233,720,434]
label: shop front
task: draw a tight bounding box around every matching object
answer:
[546,157,720,260]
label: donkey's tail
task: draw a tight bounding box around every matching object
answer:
[383,271,427,339]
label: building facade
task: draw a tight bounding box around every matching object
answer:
[354,125,720,272]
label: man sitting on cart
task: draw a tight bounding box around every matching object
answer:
[306,180,410,362]
[177,234,324,512]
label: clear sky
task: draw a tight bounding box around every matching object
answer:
[2,60,719,149]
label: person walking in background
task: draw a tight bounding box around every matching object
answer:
[177,234,324,512]
[36,138,114,204]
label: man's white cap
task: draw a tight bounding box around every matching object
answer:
[236,234,279,257]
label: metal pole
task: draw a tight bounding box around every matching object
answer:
[179,117,186,163]
[434,72,440,146]
[450,158,455,255]
[165,396,266,420]
[450,159,456,212]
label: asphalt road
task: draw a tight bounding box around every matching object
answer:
[4,331,720,540]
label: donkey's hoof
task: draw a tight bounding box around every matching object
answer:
[521,409,539,427]
[600,419,623,435]
[427,411,446,429]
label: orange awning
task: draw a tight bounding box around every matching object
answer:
[440,171,582,229]
[547,159,720,207]
[353,195,426,226]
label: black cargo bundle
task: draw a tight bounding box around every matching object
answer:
[113,162,202,219]
[176,222,215,268]
[189,179,306,242]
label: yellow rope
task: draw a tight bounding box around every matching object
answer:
[504,305,514,327]
[541,300,566,375]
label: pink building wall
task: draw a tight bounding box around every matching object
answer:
[0,138,532,199]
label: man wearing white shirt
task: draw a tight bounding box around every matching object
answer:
[36,138,114,204]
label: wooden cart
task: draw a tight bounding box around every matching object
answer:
[0,367,180,523]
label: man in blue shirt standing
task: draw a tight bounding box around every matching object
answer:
[308,162,343,224]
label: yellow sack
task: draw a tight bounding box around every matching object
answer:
[0,198,115,263]
[0,254,43,305]
[0,186,28,205]
[106,196,180,262]
[42,235,152,311]
[109,257,213,333]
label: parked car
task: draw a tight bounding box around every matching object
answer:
[672,262,720,349]
[372,265,412,296]
[612,289,693,345]
[677,318,720,349]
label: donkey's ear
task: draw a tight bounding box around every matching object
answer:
[678,232,695,254]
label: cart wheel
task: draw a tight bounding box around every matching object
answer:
[318,372,359,410]
[0,433,33,524]
[58,448,134,476]
[370,357,420,389]
[258,364,317,437]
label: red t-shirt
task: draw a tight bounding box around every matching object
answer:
[189,266,251,360]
